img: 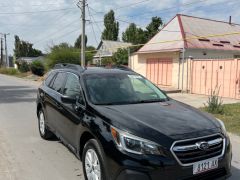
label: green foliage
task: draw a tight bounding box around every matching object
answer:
[16,60,30,73]
[14,35,42,58]
[101,57,113,65]
[204,86,224,114]
[146,16,163,40]
[102,10,119,41]
[30,60,45,76]
[0,68,19,75]
[112,48,128,65]
[122,16,162,52]
[46,43,95,68]
[201,103,240,135]
[74,34,88,48]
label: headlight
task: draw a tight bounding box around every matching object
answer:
[217,118,227,134]
[111,126,165,156]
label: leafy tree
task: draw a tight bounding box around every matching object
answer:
[46,43,95,68]
[101,57,113,66]
[146,16,163,40]
[112,48,128,65]
[122,23,147,52]
[74,34,88,48]
[122,23,138,44]
[14,35,42,58]
[122,16,163,52]
[101,10,119,41]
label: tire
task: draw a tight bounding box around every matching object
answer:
[82,139,108,180]
[38,109,54,140]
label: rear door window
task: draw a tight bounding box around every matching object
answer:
[51,72,66,94]
[63,73,85,105]
[63,73,81,98]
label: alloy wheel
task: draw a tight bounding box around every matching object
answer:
[85,149,101,180]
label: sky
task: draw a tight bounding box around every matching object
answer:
[0,0,239,55]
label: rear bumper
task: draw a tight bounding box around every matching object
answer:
[106,135,232,180]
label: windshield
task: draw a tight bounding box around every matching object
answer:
[84,73,168,105]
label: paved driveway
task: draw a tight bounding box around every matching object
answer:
[168,93,240,108]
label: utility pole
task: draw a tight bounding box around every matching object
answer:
[77,0,86,67]
[0,36,3,67]
[4,33,10,67]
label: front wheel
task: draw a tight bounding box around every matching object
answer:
[38,109,54,140]
[82,139,107,180]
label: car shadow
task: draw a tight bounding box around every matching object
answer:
[0,85,37,104]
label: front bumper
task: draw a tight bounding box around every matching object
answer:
[105,136,232,180]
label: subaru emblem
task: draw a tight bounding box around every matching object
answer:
[196,141,209,151]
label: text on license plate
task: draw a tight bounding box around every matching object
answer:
[193,158,218,175]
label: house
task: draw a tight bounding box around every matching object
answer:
[16,56,45,64]
[129,14,240,99]
[93,40,132,64]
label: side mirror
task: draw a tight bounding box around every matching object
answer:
[61,96,76,104]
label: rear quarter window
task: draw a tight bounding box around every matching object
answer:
[45,71,56,87]
[51,72,66,93]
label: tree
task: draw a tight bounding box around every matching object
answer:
[74,34,88,48]
[14,35,42,58]
[122,23,147,52]
[146,16,163,40]
[46,43,95,68]
[122,23,138,44]
[112,48,128,65]
[101,10,119,41]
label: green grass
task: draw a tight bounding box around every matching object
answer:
[0,67,19,75]
[201,103,240,135]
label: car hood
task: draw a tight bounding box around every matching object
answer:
[93,100,221,143]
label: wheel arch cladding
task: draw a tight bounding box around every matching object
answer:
[79,131,95,160]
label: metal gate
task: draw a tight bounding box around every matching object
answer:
[190,59,240,99]
[146,58,172,86]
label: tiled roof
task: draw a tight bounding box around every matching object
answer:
[138,14,240,53]
[94,40,132,58]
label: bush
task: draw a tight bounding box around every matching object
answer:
[46,43,95,68]
[112,48,128,65]
[0,67,19,75]
[16,60,30,73]
[204,86,224,114]
[30,60,45,76]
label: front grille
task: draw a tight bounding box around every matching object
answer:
[171,134,225,166]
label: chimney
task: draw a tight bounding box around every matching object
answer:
[229,16,232,24]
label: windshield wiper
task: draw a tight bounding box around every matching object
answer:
[136,99,167,103]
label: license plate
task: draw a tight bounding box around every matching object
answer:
[193,158,218,175]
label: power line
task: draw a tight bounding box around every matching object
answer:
[0,7,77,15]
[0,2,73,8]
[127,0,210,18]
[33,17,80,45]
[87,5,101,44]
[68,31,240,53]
[89,0,151,15]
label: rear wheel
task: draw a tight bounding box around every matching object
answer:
[38,109,54,140]
[82,139,107,180]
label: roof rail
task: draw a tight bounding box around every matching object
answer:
[110,65,133,72]
[54,63,84,71]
